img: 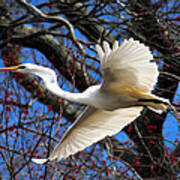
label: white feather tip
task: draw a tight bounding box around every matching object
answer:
[102,41,111,55]
[95,44,104,60]
[32,158,48,164]
[112,40,119,51]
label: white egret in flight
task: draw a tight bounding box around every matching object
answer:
[0,38,177,164]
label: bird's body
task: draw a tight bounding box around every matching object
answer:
[50,82,137,110]
[0,38,175,164]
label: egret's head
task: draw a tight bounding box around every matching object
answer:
[16,63,38,73]
[0,63,57,84]
[0,63,40,73]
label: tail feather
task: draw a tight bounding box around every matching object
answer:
[147,103,169,114]
[138,94,170,114]
[138,94,180,123]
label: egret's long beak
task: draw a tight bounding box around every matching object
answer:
[0,66,20,71]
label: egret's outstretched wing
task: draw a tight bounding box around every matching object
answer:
[32,106,142,164]
[96,38,158,95]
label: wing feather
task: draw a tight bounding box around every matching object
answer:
[98,38,158,94]
[32,106,142,163]
[49,106,142,161]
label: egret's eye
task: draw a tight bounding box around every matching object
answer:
[18,66,26,69]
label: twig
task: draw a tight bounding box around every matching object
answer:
[134,122,155,164]
[16,0,89,83]
[161,72,180,81]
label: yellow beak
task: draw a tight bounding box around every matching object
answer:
[0,66,20,71]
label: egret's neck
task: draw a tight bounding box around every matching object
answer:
[33,67,94,105]
[45,81,92,105]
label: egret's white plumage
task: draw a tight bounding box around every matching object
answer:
[0,38,172,164]
[99,39,158,94]
[47,106,143,161]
